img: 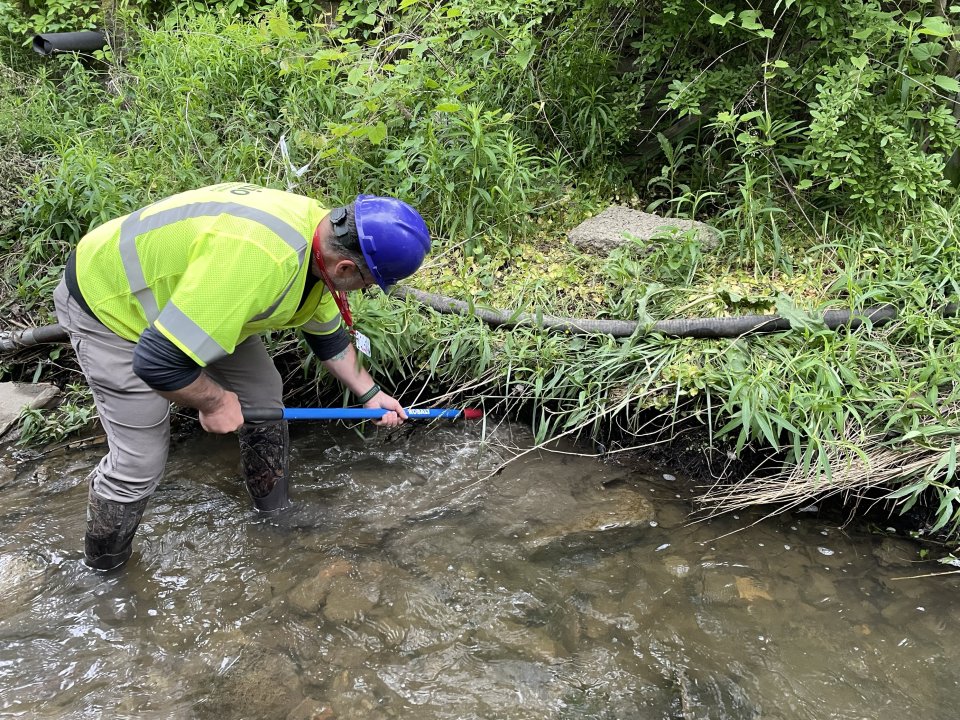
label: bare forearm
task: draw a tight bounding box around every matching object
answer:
[321,344,406,425]
[156,372,228,412]
[321,345,376,396]
[157,372,243,433]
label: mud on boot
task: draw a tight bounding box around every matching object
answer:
[85,488,149,571]
[238,419,292,516]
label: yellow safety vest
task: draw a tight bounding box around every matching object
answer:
[75,183,342,366]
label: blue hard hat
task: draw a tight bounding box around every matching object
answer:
[354,195,431,290]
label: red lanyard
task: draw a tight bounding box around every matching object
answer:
[312,225,354,332]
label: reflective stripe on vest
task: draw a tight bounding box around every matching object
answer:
[118,201,309,363]
[301,316,343,335]
[155,300,227,365]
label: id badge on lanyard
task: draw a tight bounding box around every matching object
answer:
[354,330,371,357]
[327,289,371,358]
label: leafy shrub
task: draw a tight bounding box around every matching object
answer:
[0,0,99,36]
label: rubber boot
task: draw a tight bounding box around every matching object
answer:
[238,420,292,516]
[85,486,149,571]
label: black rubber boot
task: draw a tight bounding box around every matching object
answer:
[238,420,292,516]
[84,487,149,571]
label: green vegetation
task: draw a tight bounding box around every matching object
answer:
[1,0,959,536]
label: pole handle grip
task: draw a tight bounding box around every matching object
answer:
[242,407,285,423]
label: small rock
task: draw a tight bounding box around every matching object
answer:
[524,487,655,554]
[663,555,690,578]
[287,698,334,720]
[872,537,915,569]
[288,559,353,615]
[323,576,380,622]
[0,553,45,604]
[195,643,303,719]
[567,206,718,256]
[699,572,738,604]
[735,576,773,602]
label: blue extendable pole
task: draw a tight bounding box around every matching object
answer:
[282,408,463,420]
[242,407,477,423]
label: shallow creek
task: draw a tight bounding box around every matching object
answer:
[1,420,958,719]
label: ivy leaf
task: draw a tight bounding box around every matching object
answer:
[709,11,734,26]
[739,9,763,30]
[851,54,869,70]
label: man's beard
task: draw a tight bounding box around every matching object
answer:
[330,276,354,293]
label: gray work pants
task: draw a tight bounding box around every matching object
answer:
[53,279,284,503]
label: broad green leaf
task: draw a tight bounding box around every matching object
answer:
[910,42,945,62]
[367,122,387,145]
[434,102,462,113]
[739,9,762,29]
[934,75,960,93]
[920,16,953,37]
[347,66,365,85]
[709,11,734,26]
[514,44,535,70]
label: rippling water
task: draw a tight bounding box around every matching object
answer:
[1,420,958,719]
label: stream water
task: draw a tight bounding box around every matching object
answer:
[1,419,958,719]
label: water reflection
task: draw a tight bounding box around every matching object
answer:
[1,421,958,719]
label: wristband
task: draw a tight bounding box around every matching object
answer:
[356,384,380,404]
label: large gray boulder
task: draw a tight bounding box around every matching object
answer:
[568,205,718,255]
[0,382,60,438]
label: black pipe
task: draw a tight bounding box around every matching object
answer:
[0,325,69,354]
[393,287,960,338]
[0,297,957,355]
[32,30,106,56]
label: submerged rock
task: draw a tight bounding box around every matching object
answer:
[286,698,334,720]
[0,552,46,605]
[194,642,304,720]
[523,487,655,554]
[287,558,353,615]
